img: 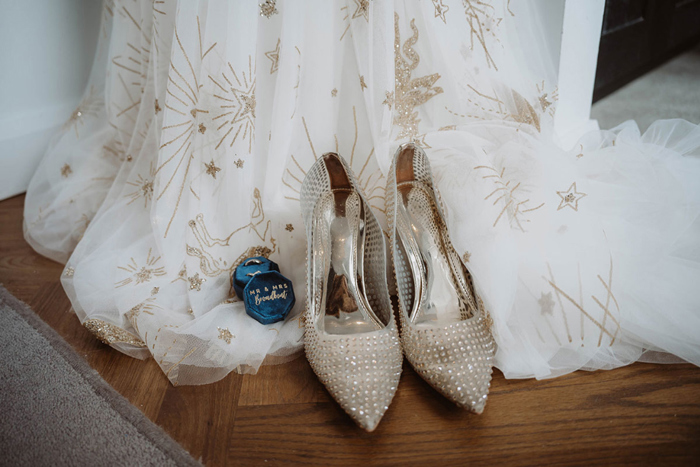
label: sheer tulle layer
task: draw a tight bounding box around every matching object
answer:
[23,0,700,384]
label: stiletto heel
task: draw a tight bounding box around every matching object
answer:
[301,152,402,431]
[386,142,495,413]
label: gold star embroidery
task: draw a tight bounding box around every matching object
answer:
[265,39,281,74]
[382,91,394,110]
[234,159,244,169]
[352,0,369,21]
[557,182,587,211]
[359,75,368,91]
[154,99,161,114]
[198,123,207,134]
[151,287,160,295]
[331,88,338,97]
[204,160,221,179]
[188,273,206,291]
[217,327,234,344]
[61,164,72,177]
[462,251,471,263]
[285,223,294,232]
[538,292,555,315]
[432,0,449,23]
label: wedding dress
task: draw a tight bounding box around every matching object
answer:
[23,0,700,385]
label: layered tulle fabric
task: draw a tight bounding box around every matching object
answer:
[24,0,700,384]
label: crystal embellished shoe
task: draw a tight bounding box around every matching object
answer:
[386,142,495,413]
[300,152,403,432]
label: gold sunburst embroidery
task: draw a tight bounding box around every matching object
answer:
[125,162,155,208]
[115,248,167,288]
[210,56,256,154]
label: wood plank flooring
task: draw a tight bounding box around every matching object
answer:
[2,194,699,466]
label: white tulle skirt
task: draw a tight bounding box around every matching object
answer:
[23,0,700,385]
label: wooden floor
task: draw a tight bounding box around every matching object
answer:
[2,194,699,466]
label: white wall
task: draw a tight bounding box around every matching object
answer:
[0,0,102,200]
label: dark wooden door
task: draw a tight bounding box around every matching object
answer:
[594,0,700,101]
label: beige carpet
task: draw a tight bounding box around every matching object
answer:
[0,286,200,467]
[592,43,700,131]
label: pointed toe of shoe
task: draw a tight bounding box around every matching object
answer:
[401,318,495,413]
[305,325,403,431]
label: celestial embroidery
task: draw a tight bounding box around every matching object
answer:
[536,80,558,117]
[218,327,234,344]
[474,165,544,231]
[331,88,338,97]
[188,272,206,291]
[61,164,73,178]
[556,182,587,211]
[151,286,160,295]
[538,292,555,315]
[352,0,370,21]
[210,56,256,154]
[186,189,276,278]
[156,18,217,238]
[432,0,450,23]
[382,91,394,110]
[125,162,155,208]
[198,123,207,134]
[462,0,502,70]
[115,248,167,288]
[265,39,281,74]
[394,13,444,141]
[204,160,221,179]
[462,251,471,263]
[84,319,145,347]
[259,0,278,18]
[234,158,245,168]
[285,224,294,232]
[154,98,162,114]
[359,75,368,91]
[63,267,75,278]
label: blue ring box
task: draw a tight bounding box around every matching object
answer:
[242,271,295,325]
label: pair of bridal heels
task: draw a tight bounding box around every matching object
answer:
[300,143,495,431]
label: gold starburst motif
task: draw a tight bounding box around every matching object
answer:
[61,164,73,178]
[538,292,555,315]
[285,224,294,232]
[536,81,558,117]
[204,160,221,179]
[125,162,155,208]
[234,158,244,168]
[188,272,206,291]
[382,91,394,109]
[156,18,217,238]
[64,86,103,138]
[210,56,256,154]
[115,248,167,288]
[259,0,278,18]
[217,327,234,344]
[264,39,281,74]
[557,182,587,211]
[359,75,368,91]
[394,14,444,140]
[474,165,544,231]
[331,88,338,97]
[433,0,449,22]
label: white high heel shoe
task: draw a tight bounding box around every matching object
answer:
[300,152,402,431]
[386,142,495,413]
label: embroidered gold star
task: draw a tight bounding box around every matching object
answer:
[382,91,394,110]
[359,75,368,91]
[234,159,244,169]
[217,327,234,344]
[352,0,369,21]
[285,223,294,232]
[198,123,207,134]
[154,99,161,114]
[259,0,278,18]
[204,160,221,179]
[432,0,449,23]
[151,287,160,295]
[462,251,471,263]
[61,164,72,177]
[188,273,206,291]
[331,88,338,97]
[265,39,281,74]
[557,182,587,211]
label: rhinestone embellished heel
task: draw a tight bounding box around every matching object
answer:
[301,152,403,431]
[386,142,495,413]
